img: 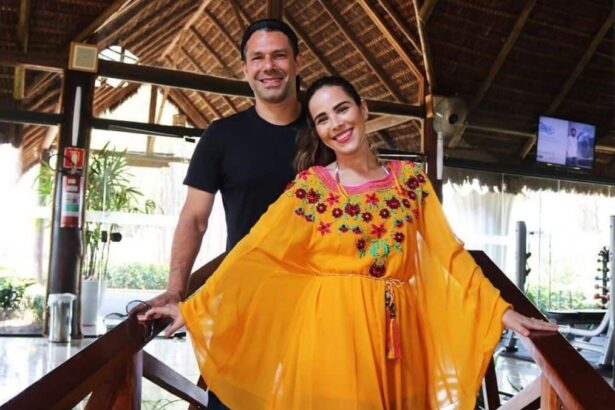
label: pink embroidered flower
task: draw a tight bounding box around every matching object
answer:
[361,212,373,222]
[365,193,379,206]
[402,198,411,208]
[295,188,306,199]
[345,203,361,217]
[332,208,343,218]
[325,192,341,206]
[379,209,390,219]
[316,203,327,213]
[393,232,405,243]
[370,224,387,238]
[406,177,419,190]
[369,263,385,278]
[356,239,366,251]
[297,170,310,180]
[307,189,321,204]
[317,221,331,235]
[386,197,400,209]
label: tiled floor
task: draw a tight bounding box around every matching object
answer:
[0,334,612,408]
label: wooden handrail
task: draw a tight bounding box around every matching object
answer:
[470,250,615,409]
[4,252,613,409]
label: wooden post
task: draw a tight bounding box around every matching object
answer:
[540,374,562,409]
[46,69,94,338]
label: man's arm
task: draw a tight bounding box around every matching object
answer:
[147,187,215,307]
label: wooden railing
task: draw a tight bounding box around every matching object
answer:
[1,251,613,409]
[472,250,615,410]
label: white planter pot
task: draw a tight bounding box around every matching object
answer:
[81,280,106,326]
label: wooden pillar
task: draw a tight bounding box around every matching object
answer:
[46,69,95,339]
[422,93,442,200]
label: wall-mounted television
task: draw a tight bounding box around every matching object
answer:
[536,116,596,169]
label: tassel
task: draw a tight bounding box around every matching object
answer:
[387,316,401,360]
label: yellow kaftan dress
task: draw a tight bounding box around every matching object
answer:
[180,160,511,409]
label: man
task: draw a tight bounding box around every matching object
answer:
[147,19,304,410]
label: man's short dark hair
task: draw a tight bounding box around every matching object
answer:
[240,19,299,61]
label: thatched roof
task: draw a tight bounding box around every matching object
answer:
[1,0,613,181]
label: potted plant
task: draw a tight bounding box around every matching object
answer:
[80,142,156,325]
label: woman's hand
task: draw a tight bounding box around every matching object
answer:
[502,308,559,337]
[138,303,185,337]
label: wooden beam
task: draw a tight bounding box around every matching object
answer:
[159,0,213,61]
[146,85,158,155]
[174,50,224,118]
[356,0,424,101]
[378,0,422,56]
[284,13,337,75]
[229,0,249,32]
[449,0,536,148]
[267,0,283,19]
[188,27,226,68]
[317,0,406,102]
[167,89,209,129]
[13,0,31,100]
[419,0,439,23]
[546,11,614,114]
[203,9,242,56]
[366,115,410,134]
[0,49,66,72]
[411,0,436,91]
[72,0,131,42]
[376,130,398,149]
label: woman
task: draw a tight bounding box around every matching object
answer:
[140,76,557,409]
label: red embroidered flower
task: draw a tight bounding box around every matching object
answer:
[365,193,379,206]
[412,209,419,219]
[417,173,425,183]
[405,215,413,223]
[395,219,404,228]
[316,203,327,213]
[339,224,349,233]
[332,208,343,218]
[325,192,341,205]
[386,197,400,209]
[406,177,419,190]
[352,227,362,235]
[297,170,310,180]
[402,198,411,208]
[407,190,417,200]
[345,203,361,217]
[379,209,390,219]
[295,188,306,199]
[285,180,295,191]
[361,212,373,222]
[294,208,304,216]
[369,263,385,278]
[317,221,331,235]
[307,189,320,204]
[370,224,387,238]
[356,239,366,251]
[305,214,314,222]
[393,232,405,243]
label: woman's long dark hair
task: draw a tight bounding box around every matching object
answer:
[294,76,363,172]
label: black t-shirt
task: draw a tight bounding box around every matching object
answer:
[184,106,306,250]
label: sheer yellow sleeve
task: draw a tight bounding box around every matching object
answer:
[411,171,511,408]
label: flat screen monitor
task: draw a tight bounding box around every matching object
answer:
[536,116,596,169]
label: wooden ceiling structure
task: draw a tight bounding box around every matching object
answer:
[0,0,613,182]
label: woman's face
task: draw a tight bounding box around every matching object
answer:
[308,85,369,158]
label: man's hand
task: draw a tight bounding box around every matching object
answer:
[146,290,182,308]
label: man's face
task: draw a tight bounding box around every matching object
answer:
[242,30,302,105]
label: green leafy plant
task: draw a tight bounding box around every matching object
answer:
[0,277,34,320]
[83,142,156,281]
[107,263,168,289]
